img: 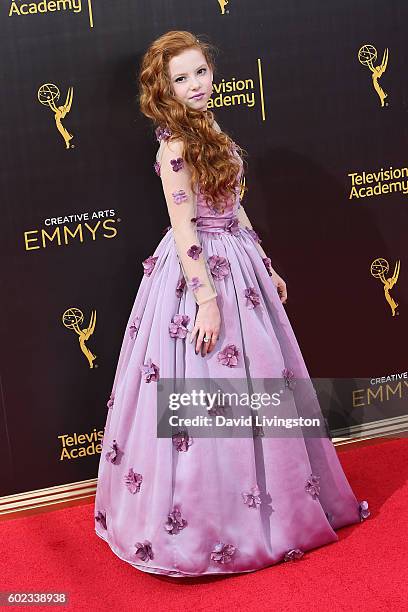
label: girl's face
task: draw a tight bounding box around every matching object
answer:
[168,47,213,111]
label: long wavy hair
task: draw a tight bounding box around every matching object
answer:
[138,30,247,213]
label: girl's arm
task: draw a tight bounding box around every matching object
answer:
[237,204,273,274]
[237,204,287,302]
[159,138,218,306]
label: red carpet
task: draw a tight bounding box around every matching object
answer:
[1,438,407,611]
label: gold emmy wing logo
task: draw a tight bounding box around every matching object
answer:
[37,83,74,149]
[370,258,400,316]
[62,308,97,368]
[358,44,389,107]
[218,0,229,14]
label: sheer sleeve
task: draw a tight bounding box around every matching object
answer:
[237,205,274,275]
[158,139,218,306]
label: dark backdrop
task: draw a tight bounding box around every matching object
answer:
[1,0,406,495]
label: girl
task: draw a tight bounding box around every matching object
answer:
[94,30,369,577]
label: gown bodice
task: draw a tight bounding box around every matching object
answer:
[154,127,244,233]
[193,142,243,232]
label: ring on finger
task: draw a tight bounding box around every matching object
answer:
[203,335,210,343]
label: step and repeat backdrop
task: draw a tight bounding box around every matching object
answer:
[0,1,407,496]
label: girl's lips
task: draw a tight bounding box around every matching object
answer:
[190,93,204,99]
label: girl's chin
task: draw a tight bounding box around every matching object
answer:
[188,96,208,107]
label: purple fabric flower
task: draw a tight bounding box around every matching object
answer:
[207,404,226,416]
[106,393,114,410]
[169,313,190,339]
[164,507,188,534]
[129,317,140,340]
[206,396,228,416]
[140,357,160,383]
[242,485,262,508]
[208,255,230,280]
[155,125,172,142]
[170,157,184,172]
[105,439,123,464]
[246,227,262,243]
[284,548,304,562]
[244,287,260,309]
[134,540,153,562]
[124,468,143,494]
[142,255,158,277]
[172,189,188,204]
[282,367,295,390]
[225,217,240,236]
[188,276,203,293]
[359,500,370,521]
[217,343,239,367]
[210,542,236,564]
[305,474,321,500]
[154,161,161,176]
[172,429,193,452]
[187,244,202,260]
[176,276,186,298]
[262,256,273,277]
[95,510,107,530]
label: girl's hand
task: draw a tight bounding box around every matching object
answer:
[189,298,221,357]
[271,270,288,304]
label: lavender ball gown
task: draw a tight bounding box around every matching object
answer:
[94,126,369,577]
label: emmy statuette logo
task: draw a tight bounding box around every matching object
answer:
[38,83,74,149]
[62,307,97,368]
[370,258,400,317]
[358,44,389,107]
[218,0,229,14]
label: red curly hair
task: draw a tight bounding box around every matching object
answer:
[138,30,247,213]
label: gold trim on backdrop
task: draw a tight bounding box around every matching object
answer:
[331,414,407,446]
[1,420,407,519]
[257,58,266,121]
[0,479,96,520]
[88,0,94,28]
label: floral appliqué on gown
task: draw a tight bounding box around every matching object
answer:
[94,125,369,577]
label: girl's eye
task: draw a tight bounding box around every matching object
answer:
[175,68,206,83]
